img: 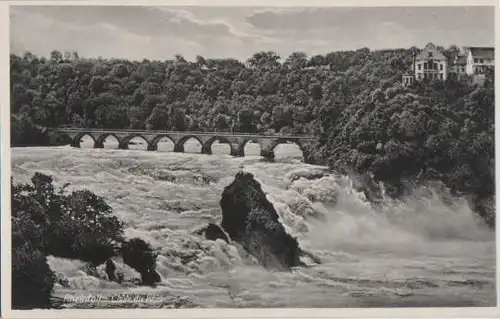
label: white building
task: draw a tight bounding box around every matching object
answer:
[414,43,448,81]
[465,47,494,75]
[402,44,494,86]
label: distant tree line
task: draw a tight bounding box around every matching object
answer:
[10,44,495,228]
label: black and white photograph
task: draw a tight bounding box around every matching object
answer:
[3,0,498,315]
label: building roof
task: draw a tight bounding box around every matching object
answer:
[415,48,446,61]
[454,56,467,65]
[469,47,495,59]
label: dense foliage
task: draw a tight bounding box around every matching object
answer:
[11,173,159,308]
[12,216,56,309]
[318,77,495,227]
[10,45,495,227]
[121,238,160,285]
[11,48,413,137]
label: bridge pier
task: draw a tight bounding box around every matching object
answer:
[231,147,243,157]
[147,143,158,151]
[173,144,184,153]
[201,145,212,155]
[94,141,104,149]
[118,142,129,150]
[260,149,275,161]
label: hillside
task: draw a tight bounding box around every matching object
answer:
[10,45,495,227]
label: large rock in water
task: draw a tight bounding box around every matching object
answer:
[219,171,303,270]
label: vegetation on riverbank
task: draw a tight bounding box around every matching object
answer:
[10,45,495,227]
[11,173,160,309]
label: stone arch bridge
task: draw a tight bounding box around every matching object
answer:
[48,128,316,160]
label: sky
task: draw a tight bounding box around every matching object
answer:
[10,5,495,62]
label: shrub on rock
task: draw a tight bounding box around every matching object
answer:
[11,172,160,308]
[120,238,161,285]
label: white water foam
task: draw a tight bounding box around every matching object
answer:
[11,144,496,308]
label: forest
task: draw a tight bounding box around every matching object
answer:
[10,44,495,229]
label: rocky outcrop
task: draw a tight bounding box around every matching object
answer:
[105,259,117,281]
[120,238,162,286]
[97,258,142,285]
[196,223,230,243]
[218,171,303,270]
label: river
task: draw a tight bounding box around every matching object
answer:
[10,138,496,308]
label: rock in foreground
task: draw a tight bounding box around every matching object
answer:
[219,171,303,270]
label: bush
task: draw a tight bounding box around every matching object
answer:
[47,190,124,265]
[13,173,124,264]
[11,173,161,308]
[10,114,49,147]
[121,238,160,285]
[12,218,55,309]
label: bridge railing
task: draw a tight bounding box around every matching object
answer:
[47,127,316,140]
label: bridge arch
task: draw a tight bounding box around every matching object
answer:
[267,138,309,161]
[237,139,262,157]
[120,134,151,150]
[95,133,121,149]
[71,132,96,148]
[149,135,175,151]
[202,136,239,156]
[174,135,204,154]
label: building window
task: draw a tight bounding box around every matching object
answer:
[418,74,422,80]
[433,63,437,70]
[418,64,421,70]
[423,62,427,69]
[440,64,443,70]
[474,58,479,63]
[440,74,443,80]
[480,59,484,63]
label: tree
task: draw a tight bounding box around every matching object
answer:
[12,243,56,309]
[168,105,186,131]
[235,107,256,133]
[121,238,160,285]
[285,52,308,69]
[214,113,229,131]
[308,54,327,67]
[146,106,169,130]
[247,51,281,69]
[175,54,188,64]
[50,50,62,63]
[272,105,293,132]
[196,55,206,67]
